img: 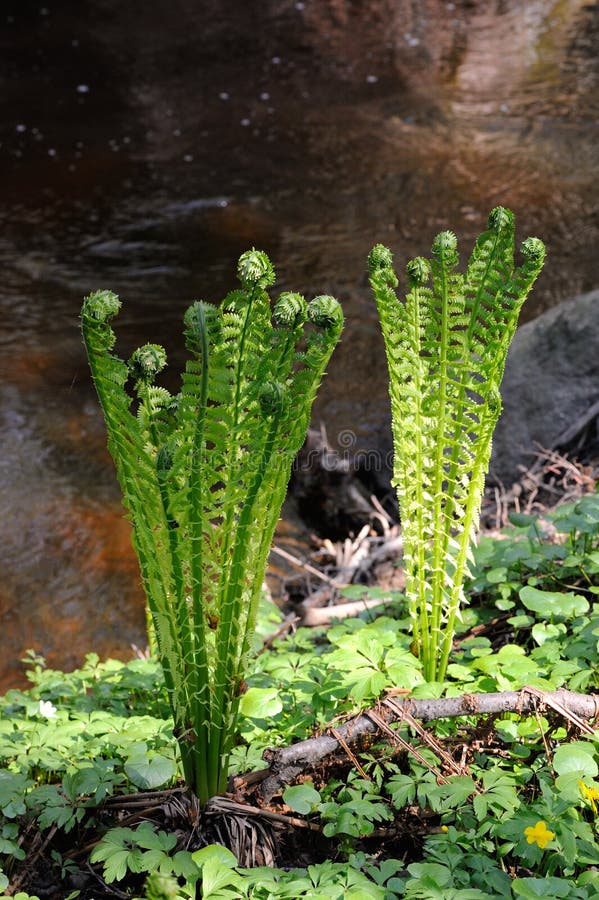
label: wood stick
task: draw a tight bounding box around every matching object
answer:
[259,687,599,800]
[271,544,339,586]
[299,595,395,626]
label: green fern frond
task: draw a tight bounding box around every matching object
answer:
[81,255,343,803]
[369,208,545,681]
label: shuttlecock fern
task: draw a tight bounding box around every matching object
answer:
[81,250,343,803]
[369,209,545,682]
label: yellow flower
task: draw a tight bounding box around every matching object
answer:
[579,780,599,815]
[524,820,555,849]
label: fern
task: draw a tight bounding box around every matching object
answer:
[81,252,343,803]
[369,209,545,682]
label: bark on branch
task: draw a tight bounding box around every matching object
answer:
[258,687,599,801]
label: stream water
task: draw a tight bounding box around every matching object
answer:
[1,0,598,688]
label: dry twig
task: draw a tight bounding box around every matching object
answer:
[259,687,599,800]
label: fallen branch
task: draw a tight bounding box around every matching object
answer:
[271,544,340,586]
[300,594,395,627]
[259,687,599,800]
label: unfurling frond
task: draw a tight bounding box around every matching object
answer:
[308,295,344,329]
[521,236,546,265]
[406,257,431,286]
[81,250,343,804]
[370,209,545,682]
[487,205,513,231]
[237,248,276,289]
[128,344,167,383]
[82,289,121,323]
[431,230,458,266]
[259,380,286,417]
[368,243,395,274]
[273,291,307,328]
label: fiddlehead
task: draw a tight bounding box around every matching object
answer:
[406,256,431,286]
[128,344,167,383]
[431,229,459,266]
[273,291,307,328]
[308,294,344,329]
[237,248,276,289]
[258,380,286,417]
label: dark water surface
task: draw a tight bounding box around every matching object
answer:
[1,0,598,687]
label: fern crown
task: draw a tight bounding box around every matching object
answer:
[369,207,545,681]
[81,249,343,802]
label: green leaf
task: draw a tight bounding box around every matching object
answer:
[507,614,535,629]
[512,877,574,898]
[486,567,509,584]
[531,622,566,646]
[553,741,598,778]
[508,513,539,528]
[100,848,130,883]
[283,783,322,815]
[192,844,242,897]
[131,822,177,852]
[429,775,477,811]
[387,773,417,808]
[239,687,283,720]
[192,845,238,869]
[406,862,453,887]
[519,586,589,620]
[0,772,31,818]
[124,746,177,790]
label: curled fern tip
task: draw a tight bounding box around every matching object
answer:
[368,244,394,275]
[259,380,286,417]
[406,256,431,286]
[183,300,218,335]
[82,290,121,323]
[487,206,513,232]
[431,230,458,261]
[237,249,276,289]
[308,295,343,329]
[273,291,307,328]
[520,236,546,265]
[128,344,167,382]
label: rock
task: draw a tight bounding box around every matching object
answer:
[490,288,599,486]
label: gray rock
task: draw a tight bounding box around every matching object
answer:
[490,288,599,485]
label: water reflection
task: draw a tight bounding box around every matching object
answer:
[0,0,597,687]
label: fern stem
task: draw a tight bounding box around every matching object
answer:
[436,408,496,680]
[428,254,451,681]
[210,413,281,790]
[240,328,298,656]
[207,288,260,794]
[182,305,214,802]
[406,281,428,660]
[213,284,258,641]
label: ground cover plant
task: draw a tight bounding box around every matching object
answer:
[2,226,599,899]
[1,494,599,897]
